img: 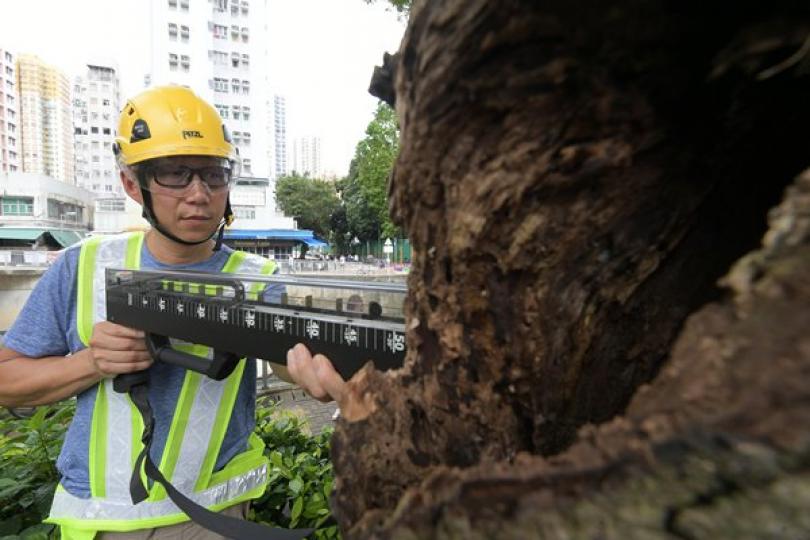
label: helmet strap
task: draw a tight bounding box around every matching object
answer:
[136,168,220,249]
[213,197,235,252]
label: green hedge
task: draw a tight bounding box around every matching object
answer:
[0,401,338,539]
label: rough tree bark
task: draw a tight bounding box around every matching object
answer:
[330,1,810,537]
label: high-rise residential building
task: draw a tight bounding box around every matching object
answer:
[273,94,287,178]
[73,62,122,196]
[147,0,271,179]
[292,135,321,177]
[17,54,74,184]
[0,48,20,174]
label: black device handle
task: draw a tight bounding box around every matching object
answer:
[113,370,150,393]
[146,333,241,380]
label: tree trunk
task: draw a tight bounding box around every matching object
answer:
[330,1,810,537]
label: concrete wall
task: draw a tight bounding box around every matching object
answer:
[284,285,405,320]
[0,269,43,331]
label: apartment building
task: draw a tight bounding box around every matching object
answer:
[147,0,271,179]
[16,54,74,184]
[73,62,122,196]
[0,171,94,231]
[273,94,287,178]
[291,135,322,177]
[0,48,20,174]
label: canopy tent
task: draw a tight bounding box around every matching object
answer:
[0,228,85,248]
[223,229,328,248]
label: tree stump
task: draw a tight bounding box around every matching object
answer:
[330,1,810,537]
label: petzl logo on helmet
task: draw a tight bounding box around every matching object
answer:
[182,130,203,139]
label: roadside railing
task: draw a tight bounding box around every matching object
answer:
[0,250,412,274]
[282,260,410,275]
[0,249,60,267]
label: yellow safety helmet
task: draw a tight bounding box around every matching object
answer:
[113,85,236,250]
[113,85,237,166]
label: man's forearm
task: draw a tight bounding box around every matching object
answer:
[0,348,104,407]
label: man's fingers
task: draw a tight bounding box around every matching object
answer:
[314,354,345,404]
[96,359,153,375]
[287,345,330,401]
[89,333,148,352]
[100,349,152,364]
[94,321,146,339]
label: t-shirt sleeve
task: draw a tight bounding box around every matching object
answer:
[3,249,78,358]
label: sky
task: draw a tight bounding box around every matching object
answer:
[0,0,406,176]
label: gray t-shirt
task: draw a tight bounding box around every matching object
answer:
[4,241,263,498]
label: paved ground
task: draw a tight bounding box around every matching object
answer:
[257,379,339,434]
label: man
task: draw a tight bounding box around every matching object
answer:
[0,86,297,539]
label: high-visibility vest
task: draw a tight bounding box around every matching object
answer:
[47,231,277,533]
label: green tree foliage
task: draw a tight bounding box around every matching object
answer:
[0,403,74,538]
[275,173,340,240]
[0,400,337,538]
[363,0,411,16]
[342,102,401,242]
[328,205,350,255]
[251,405,337,538]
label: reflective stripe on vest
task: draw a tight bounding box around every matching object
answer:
[49,234,276,530]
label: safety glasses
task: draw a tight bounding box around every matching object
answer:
[144,162,233,191]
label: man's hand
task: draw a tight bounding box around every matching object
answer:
[286,343,346,403]
[88,321,153,378]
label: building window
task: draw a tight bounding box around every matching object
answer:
[212,24,227,39]
[97,199,125,212]
[168,23,178,40]
[212,77,228,93]
[231,52,240,68]
[241,0,249,15]
[209,49,228,65]
[234,207,255,220]
[241,27,249,42]
[181,25,190,42]
[103,128,111,135]
[91,126,99,134]
[231,78,240,93]
[241,53,249,68]
[180,0,189,10]
[181,55,190,71]
[169,53,179,70]
[230,2,239,15]
[242,158,251,174]
[168,0,177,8]
[213,0,228,11]
[231,25,240,40]
[216,104,229,119]
[232,131,241,145]
[242,80,250,94]
[243,131,251,145]
[1,196,34,216]
[242,106,250,121]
